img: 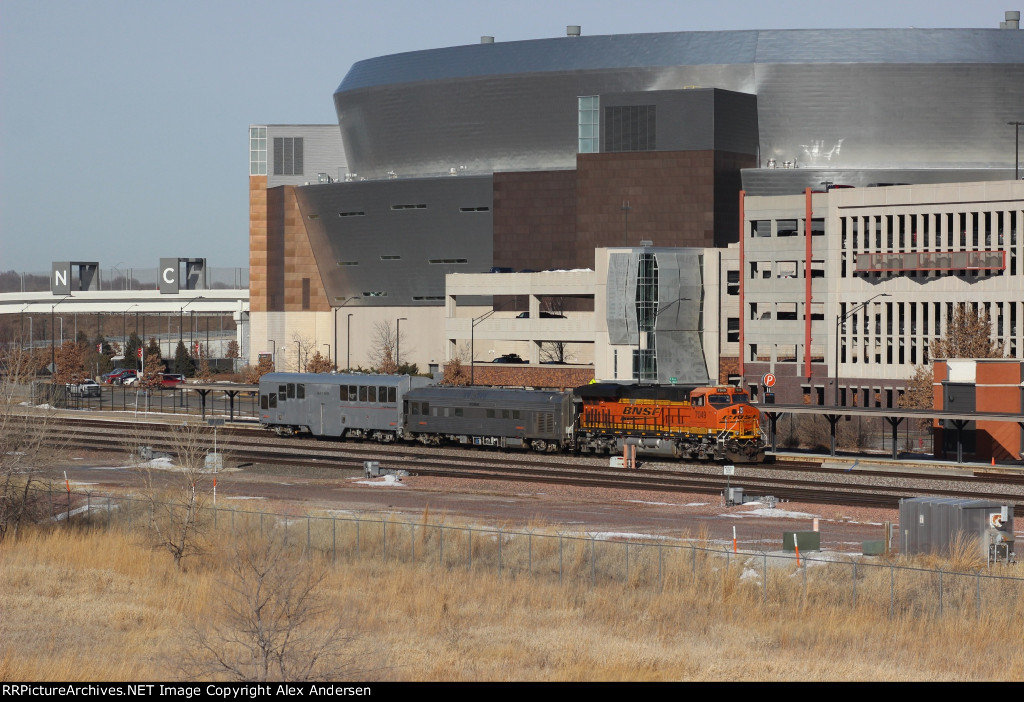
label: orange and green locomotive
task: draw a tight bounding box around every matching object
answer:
[574,383,766,462]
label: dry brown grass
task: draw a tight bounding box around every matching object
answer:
[2,521,1024,682]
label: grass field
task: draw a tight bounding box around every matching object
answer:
[2,515,1023,682]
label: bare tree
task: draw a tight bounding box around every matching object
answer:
[0,342,61,542]
[289,332,317,373]
[130,420,219,568]
[899,305,1004,412]
[187,528,362,682]
[368,321,411,373]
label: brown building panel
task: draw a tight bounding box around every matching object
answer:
[493,170,577,272]
[260,185,331,313]
[466,365,594,390]
[249,176,268,312]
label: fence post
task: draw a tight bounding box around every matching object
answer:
[559,535,563,586]
[332,518,336,563]
[591,537,596,587]
[852,562,857,608]
[625,542,629,584]
[803,561,807,604]
[528,532,532,574]
[976,572,981,620]
[307,516,311,554]
[658,544,663,593]
[87,493,91,519]
[107,497,112,531]
[691,544,696,577]
[468,527,472,571]
[763,553,768,604]
[356,520,360,557]
[410,523,415,563]
[498,528,503,578]
[439,525,443,566]
[383,519,387,560]
[889,566,895,620]
[938,570,943,618]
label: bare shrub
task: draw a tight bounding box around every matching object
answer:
[186,528,362,682]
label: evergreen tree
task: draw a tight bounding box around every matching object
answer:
[124,331,143,370]
[174,340,196,377]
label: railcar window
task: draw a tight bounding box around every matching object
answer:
[411,402,419,414]
[422,402,429,415]
[269,395,277,408]
[512,410,521,419]
[502,410,511,419]
[359,386,368,402]
[287,383,295,399]
[454,408,463,417]
[297,384,305,399]
[378,386,387,402]
[388,387,397,403]
[260,394,269,410]
[486,409,495,418]
[368,387,377,403]
[348,386,358,401]
[278,385,286,401]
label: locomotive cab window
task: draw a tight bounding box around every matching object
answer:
[708,395,731,406]
[692,396,704,406]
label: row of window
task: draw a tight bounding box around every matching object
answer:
[408,402,522,419]
[318,206,489,220]
[337,258,469,266]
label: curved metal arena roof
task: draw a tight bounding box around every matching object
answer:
[333,29,1024,179]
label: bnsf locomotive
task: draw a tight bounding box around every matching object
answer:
[258,372,766,463]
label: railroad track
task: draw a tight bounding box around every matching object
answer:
[27,412,1024,513]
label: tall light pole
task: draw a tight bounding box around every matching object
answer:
[621,200,631,246]
[179,296,204,371]
[1010,121,1023,181]
[50,295,71,381]
[346,314,353,370]
[395,317,407,370]
[123,304,138,349]
[834,293,890,406]
[323,343,331,368]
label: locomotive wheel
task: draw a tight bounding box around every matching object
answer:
[531,439,548,452]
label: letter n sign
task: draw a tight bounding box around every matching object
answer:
[159,258,179,294]
[52,262,71,295]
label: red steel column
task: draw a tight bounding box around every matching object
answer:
[738,190,745,379]
[804,188,813,379]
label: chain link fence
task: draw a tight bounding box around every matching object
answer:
[40,485,1024,621]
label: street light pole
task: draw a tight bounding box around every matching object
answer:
[396,317,407,370]
[347,314,353,370]
[50,295,71,381]
[834,293,890,406]
[323,343,331,368]
[1009,121,1023,180]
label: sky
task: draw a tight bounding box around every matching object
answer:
[1,0,1019,273]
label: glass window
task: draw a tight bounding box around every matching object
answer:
[278,385,286,401]
[260,394,269,410]
[486,409,495,419]
[273,137,304,176]
[422,402,429,415]
[578,96,599,153]
[287,383,295,399]
[359,386,367,402]
[269,394,277,408]
[249,127,267,176]
[368,387,377,402]
[388,387,397,403]
[348,385,358,401]
[411,402,420,415]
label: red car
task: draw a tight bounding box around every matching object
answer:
[104,369,137,385]
[159,373,185,388]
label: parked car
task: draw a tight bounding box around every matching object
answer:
[111,369,138,385]
[67,379,100,397]
[122,373,140,386]
[101,368,128,384]
[491,353,526,364]
[159,373,185,388]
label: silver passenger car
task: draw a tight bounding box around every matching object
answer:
[404,386,574,452]
[259,372,432,441]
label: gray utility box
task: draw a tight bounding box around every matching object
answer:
[899,497,1015,561]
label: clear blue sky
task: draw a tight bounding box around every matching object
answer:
[1,0,1018,272]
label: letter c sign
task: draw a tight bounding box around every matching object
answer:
[158,258,179,294]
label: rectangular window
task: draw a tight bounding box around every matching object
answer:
[380,255,401,260]
[428,258,468,265]
[260,394,269,410]
[348,386,358,401]
[422,402,429,415]
[604,104,656,152]
[367,387,377,403]
[362,291,387,297]
[249,127,267,176]
[359,386,367,402]
[411,402,420,415]
[297,384,305,399]
[302,278,310,310]
[287,383,295,399]
[459,206,490,212]
[390,203,427,210]
[337,261,358,266]
[727,317,739,343]
[273,137,304,176]
[278,385,286,401]
[578,96,599,153]
[486,409,495,419]
[726,270,739,296]
[339,211,365,217]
